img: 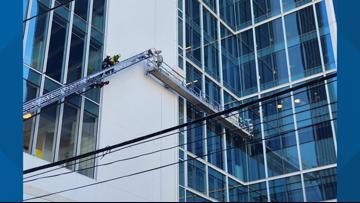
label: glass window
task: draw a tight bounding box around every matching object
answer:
[228,178,248,202]
[288,38,322,80]
[35,103,59,162]
[239,29,257,96]
[269,175,304,202]
[203,10,220,81]
[185,0,202,67]
[23,65,41,102]
[179,186,185,202]
[240,58,257,96]
[179,97,185,149]
[321,34,336,70]
[34,78,61,161]
[294,82,330,129]
[86,31,105,103]
[256,18,285,55]
[187,159,206,194]
[285,6,317,48]
[258,49,289,90]
[316,1,330,36]
[92,0,106,32]
[266,132,300,177]
[205,78,221,109]
[248,182,268,202]
[253,0,281,23]
[178,16,184,48]
[239,98,262,139]
[186,62,202,96]
[298,121,336,169]
[204,44,220,81]
[45,14,69,82]
[23,66,42,153]
[219,0,236,30]
[222,33,240,96]
[262,92,294,137]
[24,1,50,71]
[56,0,70,8]
[179,160,185,187]
[58,96,81,169]
[208,168,226,201]
[234,0,252,30]
[203,0,216,12]
[247,142,266,181]
[327,78,337,131]
[226,130,248,181]
[24,117,35,153]
[74,0,89,21]
[187,102,205,157]
[224,91,237,110]
[206,121,224,169]
[78,100,99,178]
[186,190,210,202]
[282,0,312,12]
[304,168,337,202]
[67,27,85,83]
[221,28,256,97]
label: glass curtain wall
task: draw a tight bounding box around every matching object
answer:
[23,0,107,178]
[179,0,337,202]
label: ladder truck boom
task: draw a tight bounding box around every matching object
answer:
[23,49,162,119]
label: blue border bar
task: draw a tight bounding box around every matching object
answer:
[0,0,23,201]
[336,0,360,201]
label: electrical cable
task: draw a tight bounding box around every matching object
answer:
[23,109,245,179]
[24,102,336,181]
[24,112,336,183]
[23,117,336,201]
[24,77,337,180]
[24,0,76,23]
[23,72,337,175]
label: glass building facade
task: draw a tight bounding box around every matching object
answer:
[23,0,107,178]
[178,0,337,202]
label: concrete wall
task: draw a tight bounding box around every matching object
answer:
[24,0,180,201]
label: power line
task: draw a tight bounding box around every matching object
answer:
[23,109,244,179]
[24,108,336,183]
[24,99,336,181]
[23,72,337,174]
[23,117,336,201]
[24,0,76,23]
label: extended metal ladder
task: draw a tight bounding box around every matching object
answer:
[23,49,162,118]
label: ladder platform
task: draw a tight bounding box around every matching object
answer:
[146,61,253,139]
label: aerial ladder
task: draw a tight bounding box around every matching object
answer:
[23,48,254,138]
[23,49,162,119]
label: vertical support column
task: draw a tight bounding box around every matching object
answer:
[95,0,109,180]
[313,1,338,156]
[250,0,270,201]
[216,0,224,112]
[23,0,32,55]
[183,99,188,202]
[54,0,75,162]
[30,0,56,157]
[280,1,307,201]
[75,0,94,171]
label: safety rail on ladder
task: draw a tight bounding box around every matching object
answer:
[145,58,254,136]
[23,49,162,118]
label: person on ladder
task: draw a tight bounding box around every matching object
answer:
[92,54,121,89]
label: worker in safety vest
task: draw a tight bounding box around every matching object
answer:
[102,54,120,75]
[102,54,121,70]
